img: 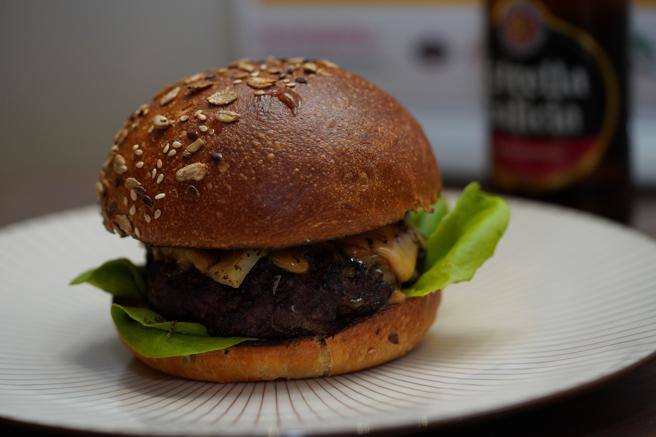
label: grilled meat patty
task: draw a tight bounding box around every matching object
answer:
[145,245,399,338]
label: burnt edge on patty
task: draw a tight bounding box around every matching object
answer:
[145,243,421,339]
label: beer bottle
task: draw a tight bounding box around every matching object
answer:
[486,0,631,223]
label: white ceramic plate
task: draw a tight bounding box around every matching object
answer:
[0,197,655,436]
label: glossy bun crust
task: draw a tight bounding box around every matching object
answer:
[97,58,441,249]
[121,292,441,382]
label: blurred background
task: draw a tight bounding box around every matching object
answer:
[1,0,655,230]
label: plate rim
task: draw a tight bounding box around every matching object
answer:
[1,197,655,435]
[1,352,654,437]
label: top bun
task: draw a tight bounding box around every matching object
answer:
[97,58,441,249]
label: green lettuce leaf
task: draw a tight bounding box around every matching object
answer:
[114,304,210,336]
[407,196,449,238]
[404,182,509,297]
[71,259,255,358]
[70,258,145,299]
[111,304,254,358]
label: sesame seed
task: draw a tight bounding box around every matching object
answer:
[136,161,144,168]
[233,79,242,84]
[231,71,248,80]
[125,177,142,189]
[159,86,180,106]
[184,72,204,84]
[175,162,208,182]
[247,77,274,89]
[157,173,164,184]
[260,63,267,69]
[153,115,172,129]
[179,115,189,122]
[111,145,119,152]
[207,88,238,106]
[136,103,149,117]
[186,79,212,93]
[144,214,151,223]
[216,110,240,123]
[237,61,255,72]
[147,125,154,133]
[142,194,154,207]
[286,82,296,88]
[254,90,266,96]
[134,149,143,156]
[183,138,205,157]
[186,184,200,198]
[130,189,137,201]
[302,62,318,73]
[123,197,128,206]
[95,181,104,195]
[157,159,163,168]
[199,125,208,132]
[151,168,157,179]
[134,227,141,238]
[250,70,260,77]
[154,209,162,219]
[112,154,128,174]
[132,144,140,150]
[129,204,136,216]
[114,127,129,144]
[167,149,177,157]
[155,193,166,200]
[163,143,170,154]
[195,111,207,121]
[114,214,132,233]
[172,141,182,149]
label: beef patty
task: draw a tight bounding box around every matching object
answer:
[145,245,400,338]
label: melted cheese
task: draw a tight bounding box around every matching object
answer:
[153,247,265,288]
[270,251,309,274]
[152,223,419,288]
[388,289,407,304]
[153,247,215,272]
[206,249,265,288]
[340,224,420,283]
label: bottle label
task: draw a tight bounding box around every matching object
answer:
[490,0,619,191]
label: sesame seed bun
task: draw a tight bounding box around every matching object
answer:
[121,292,441,382]
[97,58,441,249]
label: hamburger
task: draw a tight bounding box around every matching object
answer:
[71,57,509,382]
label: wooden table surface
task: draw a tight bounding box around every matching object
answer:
[0,192,655,436]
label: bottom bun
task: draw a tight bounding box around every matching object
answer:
[121,292,441,382]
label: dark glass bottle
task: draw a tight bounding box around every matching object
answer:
[486,0,631,223]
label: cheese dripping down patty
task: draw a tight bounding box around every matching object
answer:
[338,223,420,283]
[151,223,421,289]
